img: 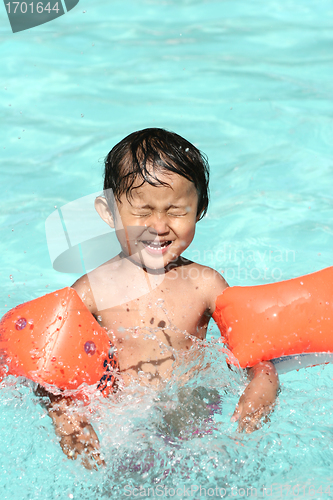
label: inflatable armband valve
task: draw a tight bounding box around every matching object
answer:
[0,288,117,396]
[213,266,333,368]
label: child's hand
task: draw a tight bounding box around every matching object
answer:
[57,421,104,470]
[231,361,279,433]
[37,387,105,469]
[49,397,105,469]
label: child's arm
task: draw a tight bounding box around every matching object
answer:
[231,361,279,433]
[35,280,104,467]
[37,386,104,469]
[206,271,278,433]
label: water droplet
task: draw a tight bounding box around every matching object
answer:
[132,328,139,338]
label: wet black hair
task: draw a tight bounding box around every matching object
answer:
[103,128,209,220]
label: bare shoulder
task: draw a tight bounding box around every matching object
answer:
[185,261,228,313]
[71,256,123,314]
[72,274,98,314]
[193,262,228,291]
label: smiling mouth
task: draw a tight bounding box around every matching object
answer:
[141,240,172,249]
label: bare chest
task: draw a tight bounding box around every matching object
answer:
[94,275,210,380]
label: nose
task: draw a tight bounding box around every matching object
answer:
[147,213,169,235]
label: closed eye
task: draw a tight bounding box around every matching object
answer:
[133,213,151,217]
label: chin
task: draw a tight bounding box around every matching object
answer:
[124,252,164,272]
[141,256,168,272]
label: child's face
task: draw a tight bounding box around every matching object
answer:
[112,172,200,270]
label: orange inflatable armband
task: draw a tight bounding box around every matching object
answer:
[213,266,333,368]
[0,288,117,396]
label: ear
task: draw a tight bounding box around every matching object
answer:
[94,196,115,228]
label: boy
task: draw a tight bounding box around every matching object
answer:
[46,128,279,468]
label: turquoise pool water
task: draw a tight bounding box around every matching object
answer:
[1,0,333,498]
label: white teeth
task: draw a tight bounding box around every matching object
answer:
[144,241,171,248]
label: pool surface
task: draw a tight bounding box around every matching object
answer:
[1,0,333,498]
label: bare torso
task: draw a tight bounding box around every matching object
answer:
[73,256,227,386]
